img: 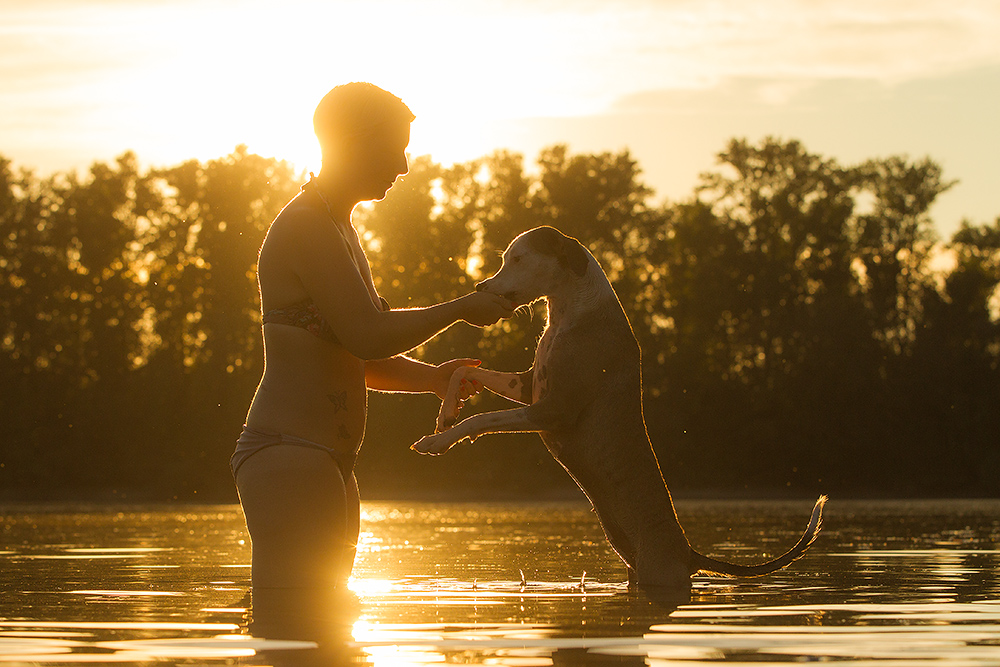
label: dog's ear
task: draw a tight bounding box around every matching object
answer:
[529,226,590,277]
[561,236,590,277]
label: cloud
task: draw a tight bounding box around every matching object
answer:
[497,64,1000,236]
[1,0,997,236]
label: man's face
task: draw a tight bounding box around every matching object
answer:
[345,121,410,202]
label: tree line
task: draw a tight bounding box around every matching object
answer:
[1,139,997,501]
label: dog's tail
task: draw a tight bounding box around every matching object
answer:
[689,495,827,577]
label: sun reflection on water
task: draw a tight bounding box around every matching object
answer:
[349,578,396,597]
[0,500,997,665]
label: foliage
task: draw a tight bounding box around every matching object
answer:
[0,139,997,500]
[636,139,972,492]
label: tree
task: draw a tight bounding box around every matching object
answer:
[907,218,1000,492]
[0,139,995,499]
[150,145,301,375]
[635,138,954,491]
[853,156,954,354]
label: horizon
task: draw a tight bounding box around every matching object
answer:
[2,0,998,239]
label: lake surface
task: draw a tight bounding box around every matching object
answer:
[1,498,998,665]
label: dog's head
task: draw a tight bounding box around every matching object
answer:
[476,226,590,306]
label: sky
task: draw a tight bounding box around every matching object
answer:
[2,0,998,239]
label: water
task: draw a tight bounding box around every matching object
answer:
[1,499,998,665]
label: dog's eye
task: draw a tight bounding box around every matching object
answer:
[509,256,521,264]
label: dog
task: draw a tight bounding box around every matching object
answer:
[411,226,826,590]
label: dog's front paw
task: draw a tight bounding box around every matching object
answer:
[436,366,477,432]
[435,401,460,432]
[411,433,458,456]
[412,431,474,455]
[437,414,457,432]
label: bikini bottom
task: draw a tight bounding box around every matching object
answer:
[231,425,356,479]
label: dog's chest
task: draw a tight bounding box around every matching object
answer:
[531,327,558,403]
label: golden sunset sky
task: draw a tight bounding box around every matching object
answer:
[2,0,998,237]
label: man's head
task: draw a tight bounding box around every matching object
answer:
[314,83,415,201]
[313,82,414,148]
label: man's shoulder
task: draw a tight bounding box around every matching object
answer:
[275,191,323,220]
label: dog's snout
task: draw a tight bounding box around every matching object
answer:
[475,282,485,292]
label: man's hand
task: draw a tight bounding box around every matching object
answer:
[436,364,487,432]
[432,358,482,401]
[457,292,514,327]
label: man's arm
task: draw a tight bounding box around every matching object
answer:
[365,356,435,393]
[366,356,481,400]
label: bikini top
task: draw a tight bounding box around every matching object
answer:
[262,176,388,344]
[263,296,389,344]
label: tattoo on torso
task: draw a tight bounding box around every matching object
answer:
[328,391,347,413]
